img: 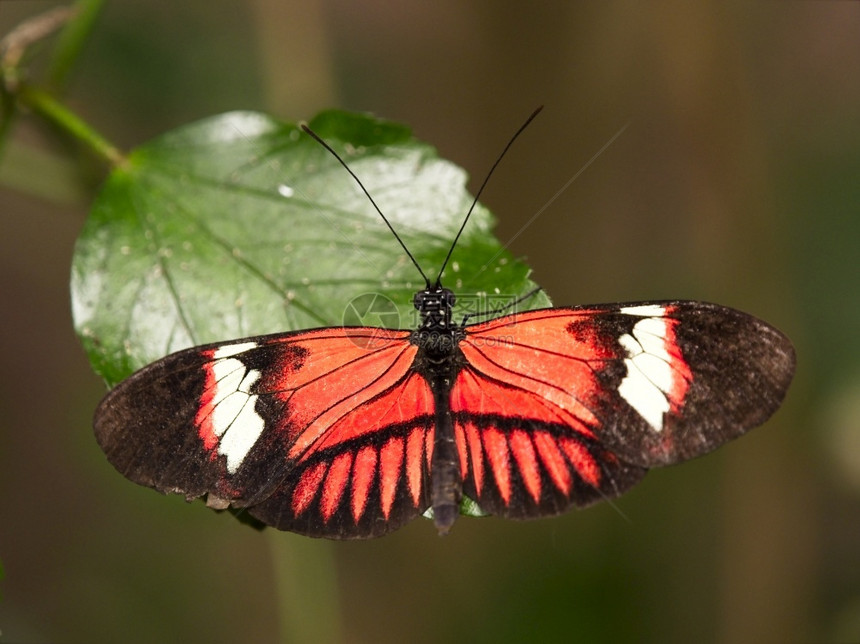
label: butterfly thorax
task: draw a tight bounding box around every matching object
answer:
[410,285,466,362]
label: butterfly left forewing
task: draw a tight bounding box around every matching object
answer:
[462,302,795,472]
[609,301,795,465]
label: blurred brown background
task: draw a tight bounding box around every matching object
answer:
[1,2,858,642]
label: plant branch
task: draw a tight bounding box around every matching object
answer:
[1,2,121,167]
[17,84,124,166]
[48,0,107,90]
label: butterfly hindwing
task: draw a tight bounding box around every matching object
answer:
[94,327,438,538]
[248,368,437,538]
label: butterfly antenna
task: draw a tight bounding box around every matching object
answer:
[301,124,431,287]
[434,105,543,286]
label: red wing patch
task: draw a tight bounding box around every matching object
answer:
[249,368,436,538]
[450,366,646,519]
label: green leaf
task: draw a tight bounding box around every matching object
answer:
[72,108,550,388]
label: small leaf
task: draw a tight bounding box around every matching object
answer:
[72,109,549,387]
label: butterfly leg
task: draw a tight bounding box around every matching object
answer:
[460,286,544,326]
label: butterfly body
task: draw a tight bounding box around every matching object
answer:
[410,285,469,534]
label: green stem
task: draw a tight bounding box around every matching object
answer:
[47,0,107,90]
[17,84,124,166]
[268,533,342,644]
[0,91,16,156]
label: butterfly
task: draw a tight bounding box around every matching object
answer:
[93,109,796,539]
